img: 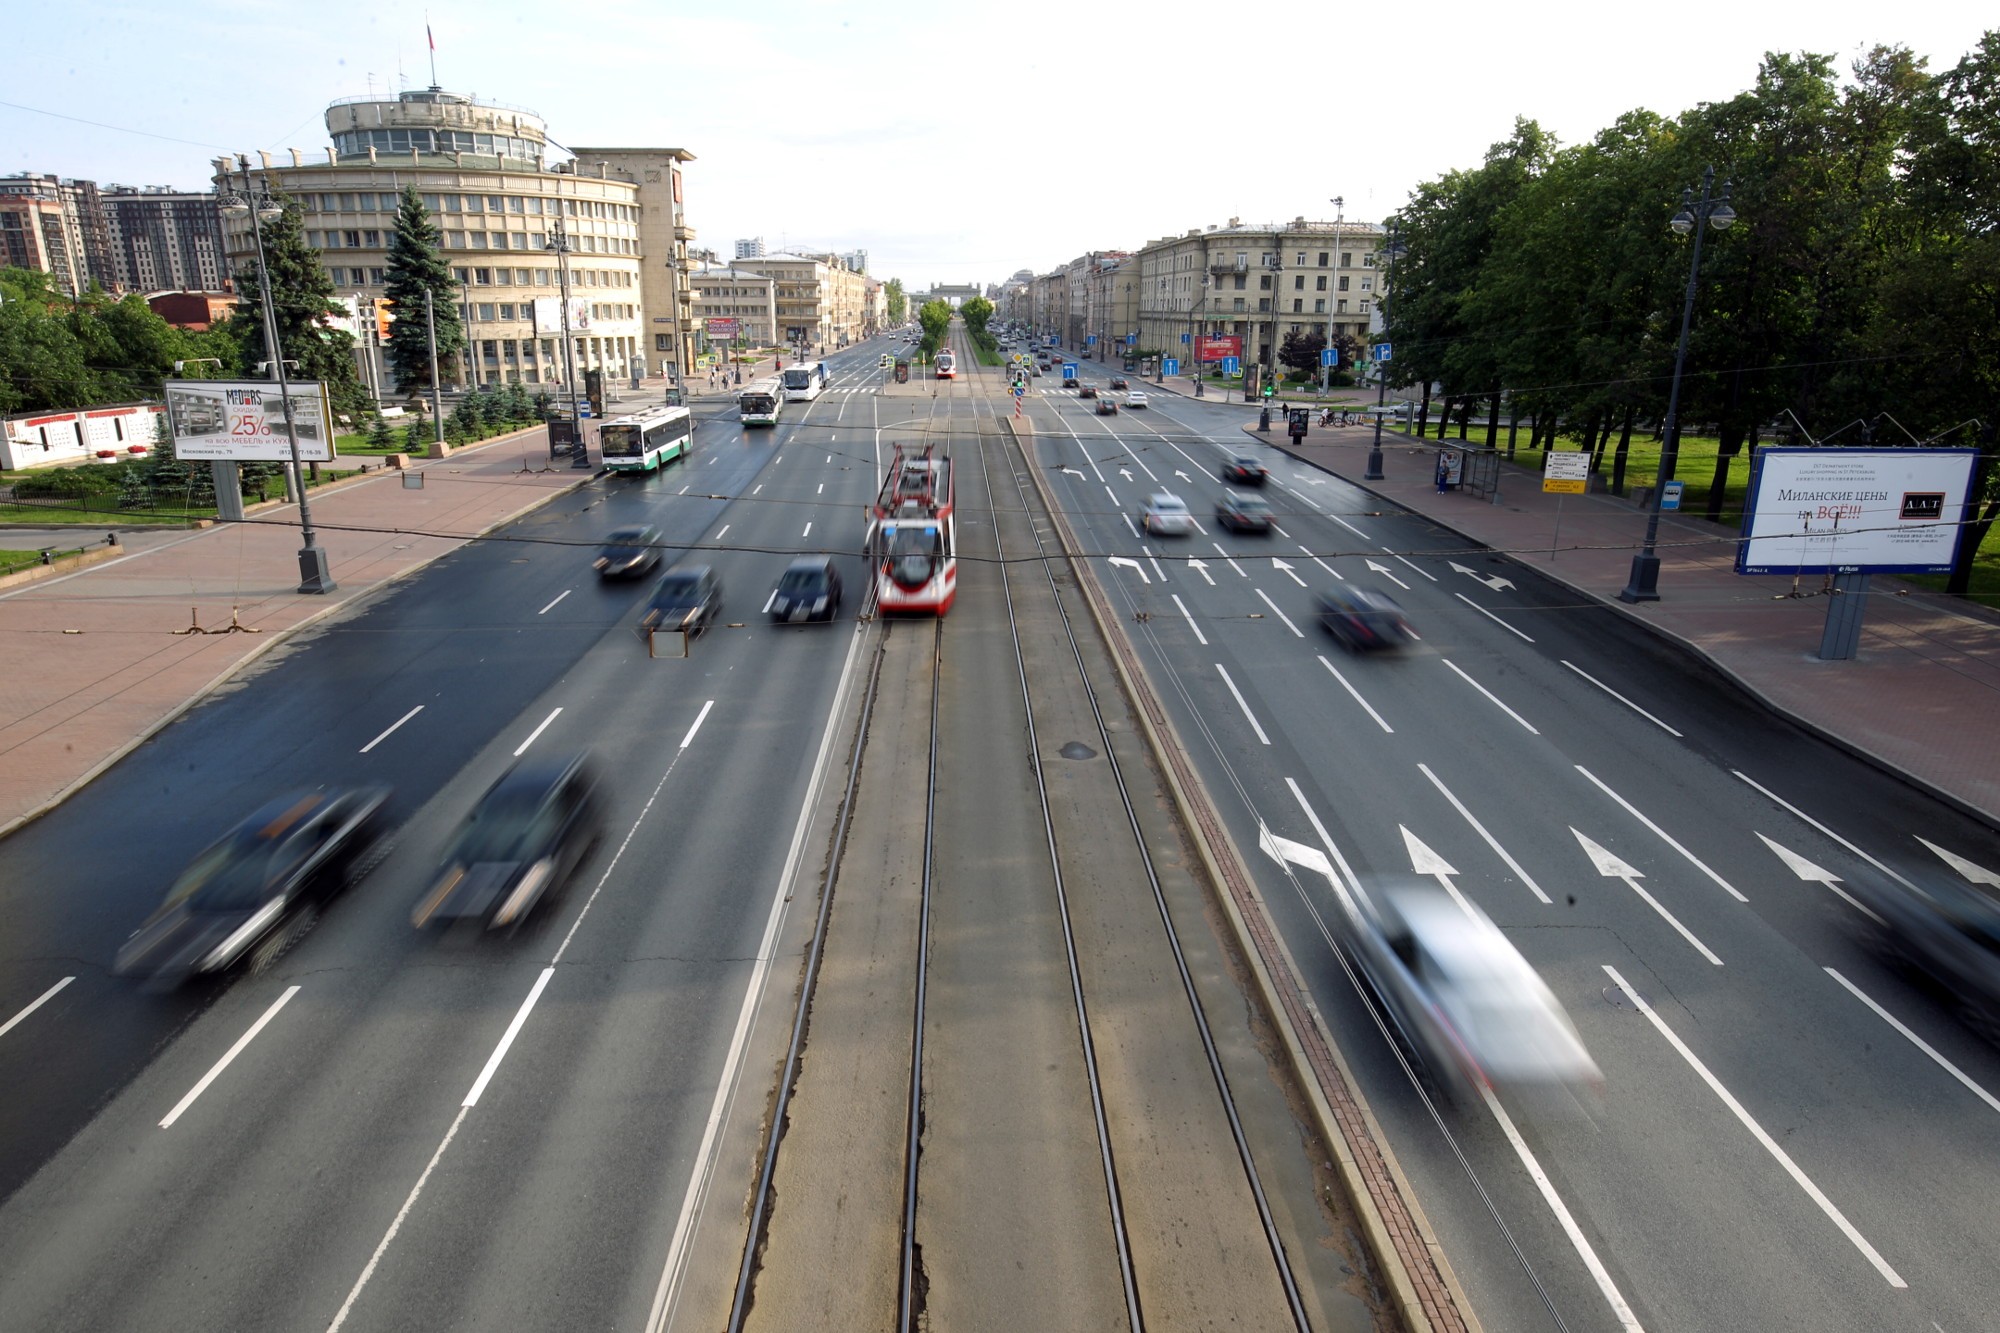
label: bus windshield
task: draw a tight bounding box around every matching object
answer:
[599,425,641,456]
[740,392,777,412]
[781,368,811,389]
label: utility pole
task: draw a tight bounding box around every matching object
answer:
[549,214,585,464]
[424,288,446,456]
[1319,198,1344,395]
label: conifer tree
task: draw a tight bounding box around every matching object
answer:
[231,190,369,419]
[383,187,465,395]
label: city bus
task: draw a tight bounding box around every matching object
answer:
[738,379,786,427]
[934,350,956,380]
[781,361,829,401]
[599,404,693,474]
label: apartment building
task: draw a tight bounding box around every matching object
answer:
[0,174,113,296]
[721,252,872,351]
[691,263,778,347]
[569,147,699,383]
[101,186,229,294]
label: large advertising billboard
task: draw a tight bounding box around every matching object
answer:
[1195,335,1241,363]
[1736,447,1978,575]
[532,296,591,333]
[705,317,740,339]
[162,380,334,462]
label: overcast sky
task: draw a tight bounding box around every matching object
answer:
[6,2,1989,290]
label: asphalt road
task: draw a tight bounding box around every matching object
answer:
[1016,357,2000,1333]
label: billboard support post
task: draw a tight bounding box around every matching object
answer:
[425,289,447,458]
[1818,573,1869,661]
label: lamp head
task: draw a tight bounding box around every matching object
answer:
[219,194,249,218]
[256,200,282,223]
[1708,182,1736,229]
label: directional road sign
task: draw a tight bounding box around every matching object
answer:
[1162,357,1179,376]
[1374,342,1392,362]
[1321,347,1337,367]
[1180,333,1191,344]
[1543,450,1590,494]
[1062,363,1077,380]
[1087,334,1098,345]
[1221,356,1241,376]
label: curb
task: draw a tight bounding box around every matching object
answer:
[0,544,122,590]
[1006,415,1477,1333]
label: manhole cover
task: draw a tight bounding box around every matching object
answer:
[1058,742,1096,760]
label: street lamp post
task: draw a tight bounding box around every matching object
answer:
[1364,226,1406,481]
[222,156,335,594]
[1619,167,1736,603]
[1319,197,1344,395]
[547,216,586,467]
[423,289,446,456]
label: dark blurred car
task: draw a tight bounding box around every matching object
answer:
[115,787,392,986]
[1316,585,1413,651]
[1108,377,1129,390]
[1095,398,1119,416]
[413,753,602,930]
[593,525,663,579]
[1221,454,1269,486]
[1030,365,1042,377]
[1078,384,1098,399]
[1855,874,2000,1040]
[1216,490,1273,533]
[641,564,723,636]
[770,555,843,623]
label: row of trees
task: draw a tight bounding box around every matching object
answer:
[883,278,908,327]
[916,298,952,360]
[959,295,997,359]
[0,268,243,415]
[1383,34,1998,592]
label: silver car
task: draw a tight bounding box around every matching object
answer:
[1138,491,1195,537]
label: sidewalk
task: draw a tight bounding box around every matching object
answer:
[1256,422,2000,824]
[0,427,594,835]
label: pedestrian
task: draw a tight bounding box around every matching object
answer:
[1436,451,1452,493]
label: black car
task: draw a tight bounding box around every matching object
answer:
[593,525,663,578]
[115,787,392,986]
[414,753,603,930]
[1316,585,1414,651]
[1855,873,2000,1041]
[1108,377,1129,391]
[770,556,843,623]
[1216,490,1273,533]
[1221,454,1269,486]
[1095,398,1120,415]
[641,564,723,636]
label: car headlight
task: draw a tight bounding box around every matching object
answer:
[813,596,828,612]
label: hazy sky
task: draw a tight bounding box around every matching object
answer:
[6,2,1989,289]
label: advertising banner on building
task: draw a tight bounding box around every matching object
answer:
[162,380,334,462]
[1736,447,1977,575]
[533,296,591,334]
[1195,335,1241,363]
[705,317,740,339]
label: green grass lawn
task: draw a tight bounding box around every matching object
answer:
[0,495,213,525]
[0,548,58,576]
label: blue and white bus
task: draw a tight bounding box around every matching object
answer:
[781,361,829,401]
[738,379,786,426]
[599,404,693,474]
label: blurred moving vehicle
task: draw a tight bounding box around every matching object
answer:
[1108,376,1129,390]
[1316,585,1414,652]
[1221,454,1269,486]
[1138,491,1195,537]
[770,556,843,623]
[1095,397,1119,416]
[641,564,723,636]
[1078,384,1098,399]
[1215,490,1273,533]
[1341,883,1600,1102]
[1125,391,1149,409]
[1854,873,2000,1041]
[414,753,603,930]
[593,525,663,579]
[115,787,392,985]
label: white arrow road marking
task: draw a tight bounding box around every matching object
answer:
[1734,770,1928,895]
[1118,467,1134,481]
[1271,557,1307,588]
[1212,543,1247,577]
[1916,837,2000,887]
[1577,767,1747,901]
[1258,824,1358,915]
[1755,833,1882,923]
[1060,466,1084,477]
[1825,968,2000,1117]
[1364,559,1411,591]
[1574,829,1722,964]
[1253,588,1303,637]
[1454,592,1534,642]
[1175,469,1192,482]
[1401,825,1476,915]
[1448,560,1514,591]
[1441,659,1540,733]
[1319,656,1393,733]
[1419,764,1552,903]
[1107,556,1149,583]
[1602,965,1905,1288]
[1214,664,1270,744]
[1171,594,1207,645]
[1187,558,1215,586]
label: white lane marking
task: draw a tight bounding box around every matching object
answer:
[537,589,571,617]
[751,485,761,495]
[1318,656,1393,734]
[1254,588,1304,637]
[1172,594,1208,645]
[707,457,716,466]
[679,699,715,749]
[1602,965,1906,1287]
[0,976,74,1041]
[1825,968,2000,1116]
[325,1104,472,1333]
[1418,763,1551,902]
[1454,591,1534,642]
[825,454,831,463]
[1104,483,1121,508]
[461,967,555,1107]
[1329,513,1370,540]
[1733,771,1924,894]
[1212,543,1247,577]
[817,483,824,495]
[1440,658,1540,734]
[716,525,730,540]
[513,707,563,757]
[1386,548,1438,582]
[1301,546,1344,580]
[1755,833,1882,922]
[802,522,813,539]
[1271,557,1308,588]
[1577,766,1748,901]
[1215,664,1271,745]
[1573,828,1725,965]
[1122,514,1141,539]
[1271,523,1292,539]
[359,706,424,755]
[1138,546,1167,582]
[680,485,690,494]
[761,589,777,615]
[1365,559,1413,591]
[160,985,301,1128]
[1562,660,1682,736]
[1189,515,1209,535]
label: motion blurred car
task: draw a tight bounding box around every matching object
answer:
[1854,873,2000,1041]
[1316,585,1414,652]
[769,555,843,623]
[1125,391,1149,409]
[1138,491,1195,537]
[1221,454,1269,486]
[641,564,723,636]
[1215,491,1273,533]
[414,753,603,930]
[1078,384,1098,399]
[1108,377,1129,391]
[1030,365,1043,377]
[115,787,392,986]
[593,525,663,579]
[1340,883,1600,1102]
[1095,397,1119,416]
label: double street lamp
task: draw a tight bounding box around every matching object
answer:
[1363,225,1407,481]
[1619,166,1737,603]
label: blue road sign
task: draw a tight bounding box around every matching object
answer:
[1162,357,1180,376]
[1126,333,1137,345]
[1320,347,1337,367]
[1374,342,1392,362]
[1180,333,1191,344]
[1661,479,1685,511]
[1086,334,1098,345]
[1062,363,1077,380]
[1014,384,1025,398]
[1221,356,1241,376]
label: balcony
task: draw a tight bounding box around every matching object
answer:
[1208,261,1248,277]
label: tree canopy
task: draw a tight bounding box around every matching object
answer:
[883,278,907,326]
[0,267,242,415]
[383,186,465,396]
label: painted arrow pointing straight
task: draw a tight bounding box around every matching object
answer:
[1572,828,1723,965]
[1119,467,1134,481]
[1187,558,1215,586]
[1916,836,2000,888]
[1106,556,1149,584]
[1272,557,1307,588]
[1401,826,1475,916]
[1755,833,1883,923]
[1175,469,1193,482]
[1364,559,1411,591]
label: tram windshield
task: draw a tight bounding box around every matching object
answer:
[885,524,941,587]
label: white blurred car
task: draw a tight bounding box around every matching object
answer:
[1125,390,1149,409]
[1138,491,1195,537]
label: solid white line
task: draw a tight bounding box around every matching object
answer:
[1563,660,1682,736]
[0,976,74,1040]
[1577,766,1748,901]
[1417,763,1551,902]
[1171,594,1208,645]
[1386,548,1438,582]
[1621,876,1724,964]
[1215,664,1271,745]
[1301,545,1344,580]
[1455,591,1535,642]
[359,705,425,755]
[679,699,715,749]
[1441,658,1540,733]
[1122,514,1141,539]
[160,985,300,1128]
[462,967,555,1108]
[1825,968,2000,1116]
[1254,588,1304,637]
[325,1104,471,1333]
[1212,543,1247,577]
[512,706,563,757]
[1602,965,1906,1287]
[802,521,812,539]
[1329,513,1370,540]
[537,589,571,616]
[1319,655,1393,734]
[1271,523,1292,539]
[1481,1086,1647,1331]
[1733,771,1924,893]
[1104,483,1120,508]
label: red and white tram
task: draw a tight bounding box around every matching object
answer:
[866,443,956,615]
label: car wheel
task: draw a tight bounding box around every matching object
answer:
[249,903,319,974]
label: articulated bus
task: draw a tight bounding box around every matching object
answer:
[933,350,956,380]
[738,379,786,426]
[781,361,829,401]
[599,404,694,474]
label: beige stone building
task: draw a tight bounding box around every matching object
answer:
[568,147,697,384]
[718,252,872,353]
[691,262,778,349]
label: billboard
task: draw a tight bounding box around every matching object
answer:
[162,380,333,462]
[705,317,740,339]
[1736,447,1978,575]
[532,296,591,333]
[1196,335,1241,362]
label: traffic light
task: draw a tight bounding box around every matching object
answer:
[1262,381,1275,399]
[374,299,395,341]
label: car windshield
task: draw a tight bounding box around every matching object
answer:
[601,528,650,549]
[450,791,550,864]
[1233,496,1270,513]
[166,834,298,913]
[1150,496,1186,513]
[779,567,828,594]
[653,575,703,607]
